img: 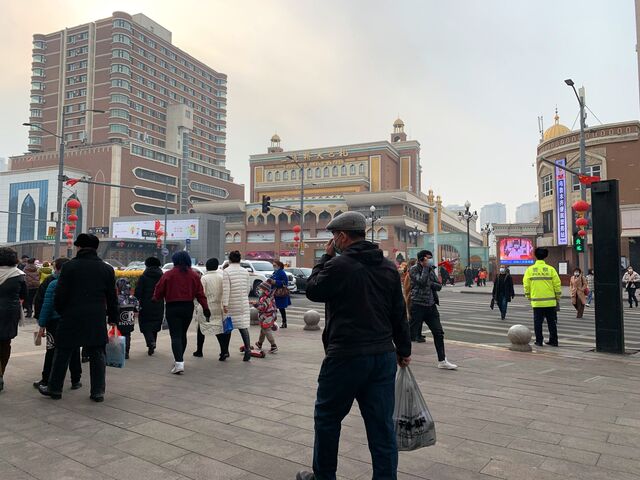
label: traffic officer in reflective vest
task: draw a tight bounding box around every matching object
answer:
[523,247,562,347]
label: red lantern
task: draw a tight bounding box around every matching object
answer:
[68,224,76,231]
[155,219,161,231]
[577,229,587,237]
[156,229,164,237]
[293,235,300,242]
[572,200,590,213]
[293,225,301,233]
[66,198,81,210]
[575,217,588,228]
[68,214,78,222]
[293,243,299,249]
[66,232,73,239]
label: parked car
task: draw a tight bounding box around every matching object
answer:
[103,258,125,270]
[287,267,313,293]
[161,262,206,276]
[221,260,297,297]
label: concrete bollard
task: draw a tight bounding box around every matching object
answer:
[250,307,259,326]
[303,310,321,331]
[507,325,532,352]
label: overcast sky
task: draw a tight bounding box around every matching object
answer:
[1,0,638,221]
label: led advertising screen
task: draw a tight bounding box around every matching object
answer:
[499,237,535,265]
[112,219,199,240]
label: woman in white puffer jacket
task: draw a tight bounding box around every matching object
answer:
[192,258,227,360]
[222,250,251,361]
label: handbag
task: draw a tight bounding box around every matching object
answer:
[274,286,289,298]
[393,366,436,450]
[106,325,126,368]
[223,315,234,334]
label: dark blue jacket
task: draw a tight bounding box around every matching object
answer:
[272,268,291,309]
[38,276,60,328]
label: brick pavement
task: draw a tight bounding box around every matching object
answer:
[1,322,640,480]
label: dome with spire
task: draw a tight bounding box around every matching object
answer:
[393,117,405,128]
[543,110,571,141]
[270,133,281,143]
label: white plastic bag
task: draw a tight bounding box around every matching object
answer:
[106,326,126,368]
[393,366,436,450]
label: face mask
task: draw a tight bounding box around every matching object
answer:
[499,268,505,274]
[427,258,435,267]
[333,236,343,255]
[574,272,580,277]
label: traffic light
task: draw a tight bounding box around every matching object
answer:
[574,232,585,252]
[261,195,271,214]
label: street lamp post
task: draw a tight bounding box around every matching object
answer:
[408,223,422,246]
[23,108,104,259]
[481,222,494,247]
[565,78,589,271]
[458,200,478,268]
[368,205,380,243]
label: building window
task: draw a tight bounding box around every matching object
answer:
[32,68,45,77]
[275,171,281,181]
[131,144,178,165]
[110,93,129,104]
[283,171,288,181]
[111,64,131,75]
[110,108,130,120]
[113,19,132,30]
[133,168,177,186]
[33,40,46,49]
[32,54,46,63]
[30,108,42,117]
[112,34,132,45]
[109,123,129,135]
[28,136,42,145]
[315,167,321,177]
[341,165,347,175]
[359,164,365,175]
[267,172,273,181]
[542,210,553,234]
[349,164,356,175]
[190,182,229,198]
[541,174,553,197]
[307,168,312,179]
[112,49,131,61]
[132,203,176,215]
[572,165,601,191]
[31,81,44,90]
[111,78,131,90]
[323,167,329,177]
[133,187,176,202]
[291,170,297,180]
[332,166,338,176]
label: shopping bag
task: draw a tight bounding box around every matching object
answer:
[393,366,436,451]
[33,330,42,346]
[161,315,169,330]
[223,316,234,334]
[106,325,126,368]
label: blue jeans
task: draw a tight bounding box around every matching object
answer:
[498,297,508,319]
[313,352,398,480]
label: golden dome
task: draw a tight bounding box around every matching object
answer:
[393,117,404,128]
[270,133,281,142]
[543,112,571,141]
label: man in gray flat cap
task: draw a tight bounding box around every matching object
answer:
[297,211,411,480]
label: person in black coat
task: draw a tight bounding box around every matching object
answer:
[0,247,27,392]
[39,234,118,402]
[135,257,164,356]
[492,266,515,320]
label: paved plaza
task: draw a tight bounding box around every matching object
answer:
[1,298,640,480]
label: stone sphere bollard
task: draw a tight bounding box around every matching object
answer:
[303,310,321,331]
[507,325,532,352]
[250,307,259,326]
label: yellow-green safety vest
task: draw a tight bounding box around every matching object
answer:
[523,260,561,308]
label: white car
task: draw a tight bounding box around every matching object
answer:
[161,263,207,276]
[221,260,297,297]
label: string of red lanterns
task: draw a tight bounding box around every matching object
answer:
[65,198,81,249]
[292,224,301,249]
[572,199,590,238]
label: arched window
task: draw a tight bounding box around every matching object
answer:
[332,166,338,176]
[333,210,344,218]
[225,232,233,243]
[275,171,280,181]
[307,168,313,179]
[247,216,255,224]
[291,170,297,180]
[304,211,316,223]
[315,167,321,177]
[359,164,365,175]
[267,172,273,181]
[349,164,356,175]
[341,165,347,175]
[278,212,289,224]
[283,171,288,181]
[377,227,388,240]
[319,211,331,222]
[323,167,329,177]
[233,232,241,243]
[257,215,265,224]
[267,213,276,224]
[20,195,36,241]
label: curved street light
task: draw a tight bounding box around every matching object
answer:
[458,201,478,267]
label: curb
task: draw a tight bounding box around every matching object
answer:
[458,290,571,300]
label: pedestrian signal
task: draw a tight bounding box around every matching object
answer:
[574,233,585,252]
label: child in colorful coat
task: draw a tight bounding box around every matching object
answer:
[252,281,278,353]
[116,278,139,359]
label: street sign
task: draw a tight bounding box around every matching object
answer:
[44,235,55,240]
[88,226,109,235]
[141,229,157,238]
[161,247,169,256]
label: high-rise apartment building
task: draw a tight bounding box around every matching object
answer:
[8,11,242,242]
[515,201,539,223]
[480,202,506,226]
